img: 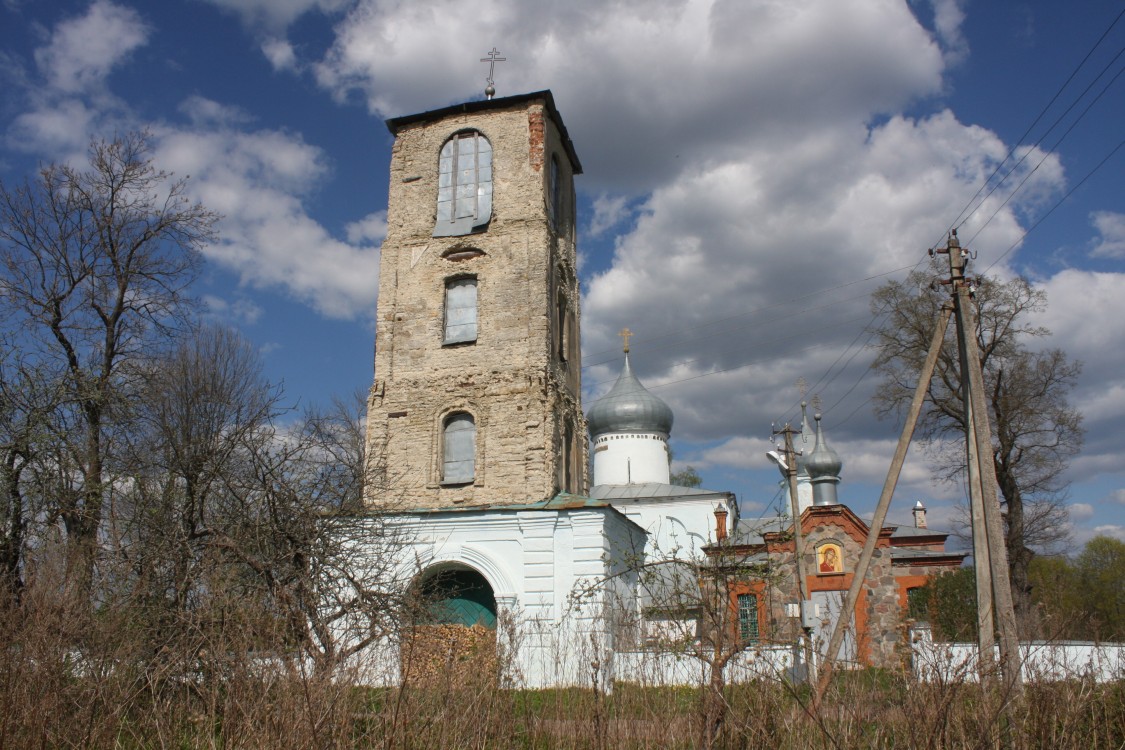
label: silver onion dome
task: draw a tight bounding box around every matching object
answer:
[587,352,674,437]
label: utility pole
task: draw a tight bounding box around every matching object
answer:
[938,231,1023,692]
[813,302,951,705]
[776,423,815,684]
[813,231,1022,705]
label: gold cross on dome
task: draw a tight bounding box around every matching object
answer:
[619,327,633,354]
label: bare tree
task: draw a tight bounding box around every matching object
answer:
[871,268,1083,631]
[0,132,218,594]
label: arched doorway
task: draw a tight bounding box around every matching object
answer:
[418,566,497,628]
[404,564,499,686]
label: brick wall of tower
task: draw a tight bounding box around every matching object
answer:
[364,96,586,509]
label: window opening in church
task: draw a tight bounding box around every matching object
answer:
[435,131,493,237]
[442,413,476,484]
[444,277,477,344]
[548,154,562,231]
[563,418,575,492]
[556,294,569,363]
[738,593,760,642]
[907,586,928,621]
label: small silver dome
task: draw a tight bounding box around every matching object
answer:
[587,352,674,437]
[806,413,842,480]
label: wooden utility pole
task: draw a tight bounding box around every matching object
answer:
[813,231,1021,704]
[813,303,951,704]
[942,231,1023,692]
[776,424,815,683]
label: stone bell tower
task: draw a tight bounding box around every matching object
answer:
[364,91,586,509]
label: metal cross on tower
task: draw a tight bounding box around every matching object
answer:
[480,47,506,99]
[618,327,633,353]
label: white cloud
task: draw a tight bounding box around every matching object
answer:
[1090,211,1125,258]
[261,37,298,71]
[1109,489,1125,506]
[179,96,253,127]
[930,0,969,65]
[1069,502,1094,521]
[33,0,148,94]
[202,0,350,32]
[587,194,631,238]
[203,294,264,325]
[6,1,148,155]
[345,210,387,244]
[154,124,381,320]
[1091,524,1125,542]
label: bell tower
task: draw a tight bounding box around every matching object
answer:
[364,91,586,509]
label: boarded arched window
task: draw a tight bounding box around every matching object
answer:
[444,277,477,344]
[435,131,492,237]
[442,413,476,484]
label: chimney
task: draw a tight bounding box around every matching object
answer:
[913,500,927,529]
[714,505,729,541]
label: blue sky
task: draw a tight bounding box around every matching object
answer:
[2,0,1123,550]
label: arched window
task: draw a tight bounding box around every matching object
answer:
[556,293,568,363]
[548,154,562,231]
[444,277,477,344]
[435,131,492,237]
[442,413,476,484]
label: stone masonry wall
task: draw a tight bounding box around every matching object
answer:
[364,96,586,509]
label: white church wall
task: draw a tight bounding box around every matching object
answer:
[347,506,647,689]
[592,433,670,485]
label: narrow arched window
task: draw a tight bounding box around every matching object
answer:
[548,154,562,230]
[444,277,477,344]
[435,131,492,237]
[442,413,476,484]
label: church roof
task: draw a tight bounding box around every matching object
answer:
[384,90,582,174]
[589,483,731,501]
[586,352,674,437]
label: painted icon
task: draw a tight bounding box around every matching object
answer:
[818,543,843,574]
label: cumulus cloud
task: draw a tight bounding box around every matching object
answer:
[1090,210,1125,258]
[154,120,380,319]
[6,0,147,155]
[202,0,350,32]
[33,0,148,94]
[4,1,382,324]
[345,210,387,244]
[587,194,631,238]
[261,37,298,71]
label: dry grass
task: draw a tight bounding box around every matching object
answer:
[2,596,1122,749]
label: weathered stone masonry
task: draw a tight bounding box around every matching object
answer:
[365,93,587,510]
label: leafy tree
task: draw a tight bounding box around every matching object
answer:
[915,567,979,642]
[671,465,703,488]
[871,268,1083,634]
[0,132,217,594]
[1073,536,1125,640]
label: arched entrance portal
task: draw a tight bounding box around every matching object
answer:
[405,564,499,686]
[419,566,497,628]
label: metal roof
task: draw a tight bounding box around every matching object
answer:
[586,352,674,436]
[384,90,582,174]
[589,483,731,501]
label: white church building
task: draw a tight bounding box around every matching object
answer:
[356,89,736,687]
[354,88,959,687]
